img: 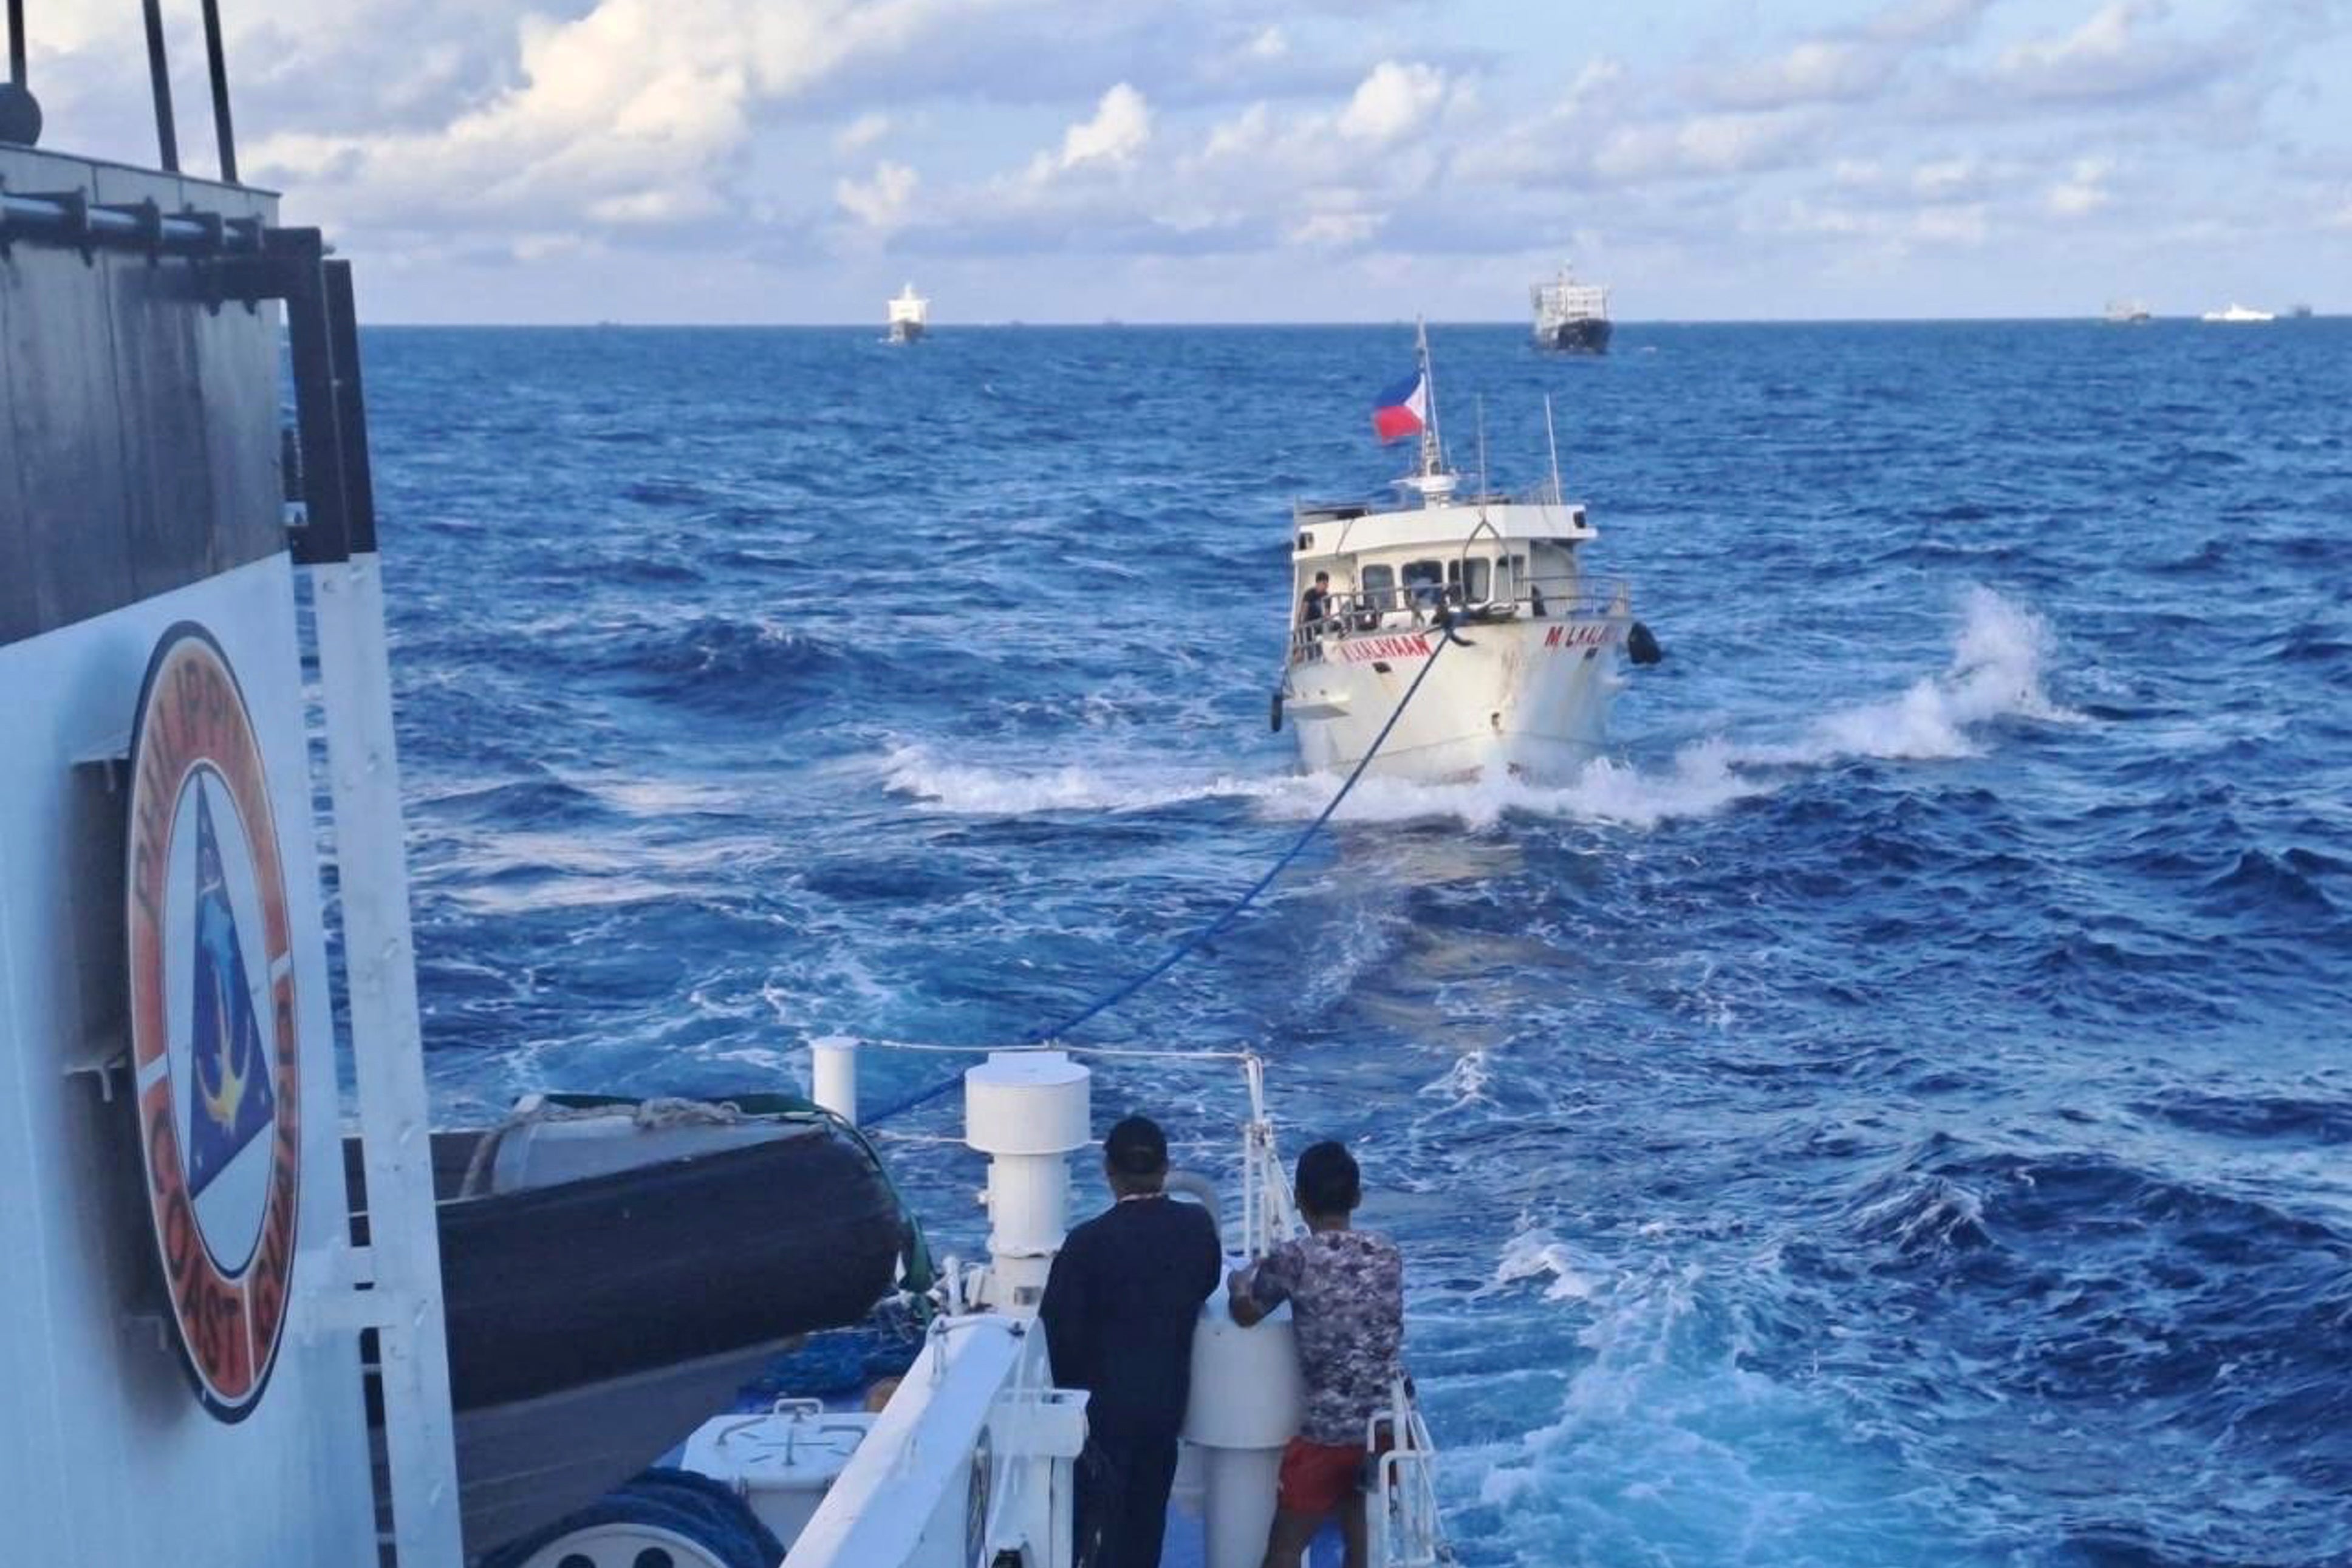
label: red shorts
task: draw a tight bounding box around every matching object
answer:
[1276,1437,1374,1518]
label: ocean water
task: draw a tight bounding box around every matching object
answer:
[362,319,2352,1567]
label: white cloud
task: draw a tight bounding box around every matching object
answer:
[241,0,993,236]
[1594,111,1814,182]
[1203,103,1273,161]
[21,0,2328,321]
[1912,157,1980,199]
[2045,156,2115,216]
[2001,0,2156,75]
[836,160,919,231]
[1338,61,1446,145]
[835,111,894,155]
[1711,39,1890,109]
[1868,0,1996,46]
[1288,210,1381,248]
[1057,82,1152,170]
[1989,0,2227,103]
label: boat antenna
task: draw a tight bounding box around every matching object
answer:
[1475,395,1489,502]
[1544,392,1563,505]
[1416,316,1444,479]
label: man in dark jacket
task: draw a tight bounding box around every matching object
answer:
[1039,1115,1223,1568]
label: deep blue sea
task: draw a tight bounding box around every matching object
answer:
[361,319,2352,1567]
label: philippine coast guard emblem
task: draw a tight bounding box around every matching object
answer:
[125,624,303,1421]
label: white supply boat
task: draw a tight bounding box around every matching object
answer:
[1276,326,1659,783]
[1531,262,1612,353]
[2200,302,2274,323]
[887,282,929,343]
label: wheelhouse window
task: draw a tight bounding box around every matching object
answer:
[1444,557,1491,604]
[1359,563,1397,612]
[1401,559,1444,607]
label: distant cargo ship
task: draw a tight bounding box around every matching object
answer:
[1531,264,1612,354]
[886,282,928,343]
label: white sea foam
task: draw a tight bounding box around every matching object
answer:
[881,589,2068,830]
[1494,1227,1609,1303]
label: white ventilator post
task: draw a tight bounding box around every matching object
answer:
[810,1035,859,1125]
[963,1051,1092,1315]
[1185,1283,1305,1568]
[1186,1052,1305,1568]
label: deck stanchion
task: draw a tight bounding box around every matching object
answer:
[812,1035,860,1127]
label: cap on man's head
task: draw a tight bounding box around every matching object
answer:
[1105,1115,1169,1176]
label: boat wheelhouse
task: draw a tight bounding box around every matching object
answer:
[1279,329,1651,782]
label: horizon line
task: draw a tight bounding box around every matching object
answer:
[357,313,2336,330]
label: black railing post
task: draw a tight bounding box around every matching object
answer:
[140,0,177,172]
[7,0,26,88]
[197,0,235,183]
[323,261,378,554]
[268,231,353,566]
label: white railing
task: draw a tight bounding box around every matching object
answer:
[1368,1376,1453,1568]
[1291,576,1630,652]
[1236,1054,1301,1256]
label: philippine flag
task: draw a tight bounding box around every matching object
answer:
[1372,370,1427,444]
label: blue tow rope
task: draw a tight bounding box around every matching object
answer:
[863,625,1459,1127]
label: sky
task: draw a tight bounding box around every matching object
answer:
[21,0,2352,322]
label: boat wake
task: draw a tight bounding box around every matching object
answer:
[881,589,2070,831]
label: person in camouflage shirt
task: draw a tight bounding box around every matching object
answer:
[1228,1140,1404,1568]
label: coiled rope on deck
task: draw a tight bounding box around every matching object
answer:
[861,623,1460,1127]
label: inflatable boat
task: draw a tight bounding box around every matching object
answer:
[346,1093,917,1555]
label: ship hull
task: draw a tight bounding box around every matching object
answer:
[1285,615,1624,782]
[1536,318,1612,354]
[888,320,925,344]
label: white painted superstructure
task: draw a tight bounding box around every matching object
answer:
[2200,302,2274,322]
[887,282,929,343]
[1283,493,1630,780]
[1531,262,1613,352]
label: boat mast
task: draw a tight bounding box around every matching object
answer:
[1544,392,1564,504]
[1415,317,1444,478]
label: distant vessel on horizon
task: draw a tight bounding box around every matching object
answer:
[2287,302,2314,319]
[1531,264,1612,354]
[2102,299,2152,324]
[2201,302,2274,323]
[886,282,928,343]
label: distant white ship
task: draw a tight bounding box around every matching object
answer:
[2102,299,2152,324]
[2200,302,2274,323]
[1531,264,1612,354]
[886,282,928,343]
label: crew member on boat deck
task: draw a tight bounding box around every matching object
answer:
[1227,1140,1405,1568]
[1041,1115,1222,1568]
[1301,571,1333,631]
